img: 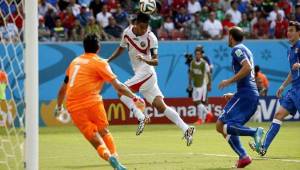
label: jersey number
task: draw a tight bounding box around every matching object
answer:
[69,65,80,87]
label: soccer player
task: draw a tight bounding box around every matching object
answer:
[250,21,300,156]
[55,34,144,170]
[107,12,195,146]
[216,26,264,168]
[189,47,211,125]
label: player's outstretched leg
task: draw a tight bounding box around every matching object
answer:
[94,131,127,170]
[119,95,148,135]
[249,107,289,156]
[152,96,195,146]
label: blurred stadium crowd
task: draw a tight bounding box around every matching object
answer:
[0,0,299,42]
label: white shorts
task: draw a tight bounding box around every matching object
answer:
[125,72,163,104]
[192,85,207,102]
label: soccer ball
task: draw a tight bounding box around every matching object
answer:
[139,0,156,14]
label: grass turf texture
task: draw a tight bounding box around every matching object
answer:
[40,122,300,170]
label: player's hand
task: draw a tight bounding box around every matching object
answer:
[276,86,285,98]
[223,93,234,100]
[207,83,212,92]
[133,96,146,112]
[54,105,65,117]
[136,55,145,62]
[218,79,231,90]
[292,63,300,70]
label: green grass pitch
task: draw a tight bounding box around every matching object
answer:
[40,122,300,170]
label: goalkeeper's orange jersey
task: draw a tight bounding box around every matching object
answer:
[65,53,116,112]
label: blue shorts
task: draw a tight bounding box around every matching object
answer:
[218,93,259,125]
[280,88,300,116]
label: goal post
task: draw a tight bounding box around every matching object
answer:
[24,0,38,170]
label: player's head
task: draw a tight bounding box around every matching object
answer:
[134,12,150,36]
[228,26,244,47]
[194,47,203,61]
[83,33,100,53]
[287,21,300,44]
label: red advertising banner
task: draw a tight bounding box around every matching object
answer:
[103,97,227,125]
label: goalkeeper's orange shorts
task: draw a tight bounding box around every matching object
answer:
[69,103,108,141]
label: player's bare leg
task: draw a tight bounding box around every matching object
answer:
[152,96,195,146]
[90,128,127,170]
[118,92,149,136]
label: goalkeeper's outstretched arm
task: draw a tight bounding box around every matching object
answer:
[56,76,68,109]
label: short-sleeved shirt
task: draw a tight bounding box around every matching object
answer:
[120,25,158,74]
[231,43,258,96]
[65,53,116,112]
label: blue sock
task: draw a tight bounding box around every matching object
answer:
[263,119,282,150]
[226,124,257,136]
[227,135,247,159]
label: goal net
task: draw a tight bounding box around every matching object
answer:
[0,0,38,169]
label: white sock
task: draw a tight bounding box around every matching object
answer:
[197,104,208,122]
[120,95,145,120]
[163,107,189,133]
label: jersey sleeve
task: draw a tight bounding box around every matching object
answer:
[232,47,247,65]
[95,60,117,82]
[149,32,158,49]
[120,31,127,48]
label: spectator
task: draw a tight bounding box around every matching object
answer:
[57,0,69,11]
[238,13,251,38]
[150,11,164,36]
[38,16,51,42]
[199,6,209,22]
[278,0,292,17]
[225,0,241,25]
[174,6,191,30]
[53,19,67,41]
[89,0,104,18]
[271,13,288,39]
[222,13,235,38]
[267,3,285,22]
[44,9,56,30]
[186,13,203,40]
[78,0,91,6]
[71,19,84,41]
[187,0,201,14]
[252,16,270,39]
[172,0,188,12]
[61,7,76,39]
[159,16,175,39]
[3,19,18,42]
[107,0,118,13]
[76,4,92,27]
[295,3,300,23]
[255,65,269,95]
[104,17,123,40]
[38,0,56,16]
[96,4,112,28]
[203,12,223,39]
[85,17,108,40]
[113,3,129,29]
[69,0,81,17]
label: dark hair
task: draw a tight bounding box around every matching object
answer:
[136,12,150,24]
[83,33,100,53]
[254,65,260,73]
[195,45,204,54]
[229,27,244,42]
[289,21,300,31]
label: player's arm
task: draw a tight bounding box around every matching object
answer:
[110,79,136,99]
[218,59,251,89]
[56,76,68,109]
[276,72,292,98]
[107,46,125,62]
[137,48,159,66]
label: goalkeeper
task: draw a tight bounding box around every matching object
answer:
[55,34,145,170]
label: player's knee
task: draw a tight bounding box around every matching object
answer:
[98,128,109,137]
[215,121,224,134]
[274,107,290,121]
[152,97,167,113]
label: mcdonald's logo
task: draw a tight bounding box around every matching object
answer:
[107,103,126,121]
